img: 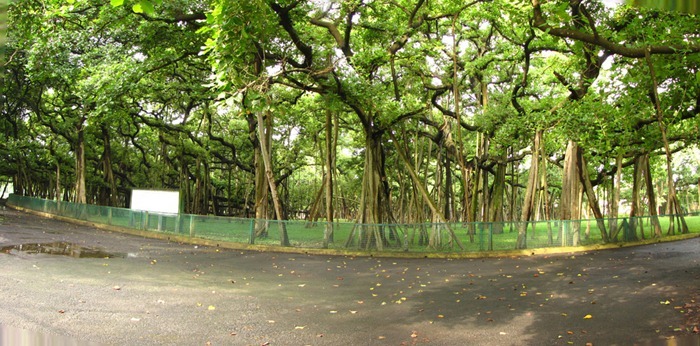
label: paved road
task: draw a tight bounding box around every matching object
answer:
[1,206,699,345]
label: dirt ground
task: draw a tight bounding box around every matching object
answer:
[1,206,699,345]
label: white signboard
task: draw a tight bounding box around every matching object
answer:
[1,182,13,199]
[130,189,180,214]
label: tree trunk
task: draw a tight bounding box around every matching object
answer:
[351,130,394,250]
[559,140,580,246]
[74,123,87,204]
[305,180,326,224]
[250,112,270,237]
[451,15,471,225]
[641,154,663,237]
[629,155,643,239]
[538,147,553,245]
[101,126,118,206]
[179,157,190,214]
[324,105,335,247]
[645,50,689,234]
[509,148,517,232]
[444,150,454,221]
[389,132,464,250]
[609,154,622,238]
[516,130,542,249]
[489,160,506,234]
[56,161,61,202]
[575,146,609,243]
[256,109,290,246]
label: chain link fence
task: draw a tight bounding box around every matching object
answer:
[7,194,699,253]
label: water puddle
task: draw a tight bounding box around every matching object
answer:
[0,324,103,345]
[1,241,125,258]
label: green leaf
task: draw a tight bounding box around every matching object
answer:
[133,1,155,15]
[627,0,700,14]
[110,0,124,7]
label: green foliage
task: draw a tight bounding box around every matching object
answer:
[627,0,700,14]
[4,0,700,220]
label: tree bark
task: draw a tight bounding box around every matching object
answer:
[516,130,542,249]
[560,140,580,246]
[74,121,87,204]
[489,160,506,234]
[324,104,335,245]
[389,132,464,250]
[609,154,622,239]
[101,125,118,206]
[575,147,609,243]
[56,162,61,202]
[250,111,270,237]
[256,109,290,246]
[645,50,689,234]
[451,15,471,225]
[641,154,663,237]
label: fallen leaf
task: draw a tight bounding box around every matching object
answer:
[583,314,592,319]
[411,331,418,338]
[294,326,305,330]
[208,305,216,310]
[58,310,65,314]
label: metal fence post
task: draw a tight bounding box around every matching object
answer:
[478,222,484,251]
[249,219,255,244]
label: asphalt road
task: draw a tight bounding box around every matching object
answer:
[1,206,699,345]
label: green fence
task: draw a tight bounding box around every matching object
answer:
[7,194,700,253]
